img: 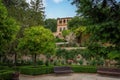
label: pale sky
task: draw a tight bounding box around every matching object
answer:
[27,0,76,19]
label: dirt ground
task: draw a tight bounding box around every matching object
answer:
[20,73,120,80]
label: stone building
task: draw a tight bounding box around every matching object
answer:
[53,17,72,38]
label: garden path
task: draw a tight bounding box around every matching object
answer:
[20,73,120,80]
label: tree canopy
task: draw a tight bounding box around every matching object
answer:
[62,30,71,38]
[72,0,120,45]
[45,18,57,32]
[2,0,45,27]
[68,16,88,29]
[72,0,120,23]
[72,0,120,60]
[17,26,56,65]
[2,0,45,64]
[0,0,19,55]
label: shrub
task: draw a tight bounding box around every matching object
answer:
[79,60,83,65]
[0,61,14,67]
[37,60,44,65]
[16,60,33,66]
[55,38,66,42]
[88,59,97,66]
[53,61,57,66]
[0,66,10,70]
[19,66,54,75]
[19,65,97,75]
[71,65,97,73]
[44,67,54,73]
[45,60,50,66]
[0,70,14,80]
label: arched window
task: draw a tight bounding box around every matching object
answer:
[59,20,62,24]
[63,19,66,23]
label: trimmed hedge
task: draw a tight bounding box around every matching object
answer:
[19,65,97,75]
[0,70,14,80]
[0,66,10,70]
[19,66,54,75]
[71,66,97,73]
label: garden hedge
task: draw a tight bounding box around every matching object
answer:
[71,66,97,73]
[19,65,97,75]
[0,70,14,80]
[19,66,54,75]
[0,66,10,70]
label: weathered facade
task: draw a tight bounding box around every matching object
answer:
[53,17,72,38]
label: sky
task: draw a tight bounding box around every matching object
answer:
[27,0,77,19]
[44,0,76,19]
[27,0,120,19]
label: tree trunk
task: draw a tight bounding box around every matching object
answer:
[34,53,37,67]
[14,53,17,66]
[0,55,1,63]
[8,25,26,67]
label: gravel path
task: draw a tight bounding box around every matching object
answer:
[20,73,120,80]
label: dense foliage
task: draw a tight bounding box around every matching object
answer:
[67,16,89,46]
[19,65,97,75]
[19,66,54,75]
[74,26,86,44]
[72,0,120,62]
[0,66,15,80]
[1,0,45,66]
[0,0,19,60]
[71,65,97,73]
[18,26,56,66]
[0,70,14,80]
[2,0,45,27]
[45,18,57,32]
[72,0,120,23]
[68,16,88,29]
[62,30,71,38]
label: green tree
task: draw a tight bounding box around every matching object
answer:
[45,18,57,32]
[72,0,120,23]
[72,0,120,61]
[2,0,45,65]
[3,0,45,27]
[62,30,71,38]
[30,0,45,26]
[68,16,88,29]
[0,0,19,62]
[18,26,56,66]
[3,0,29,25]
[87,22,120,61]
[74,26,86,45]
